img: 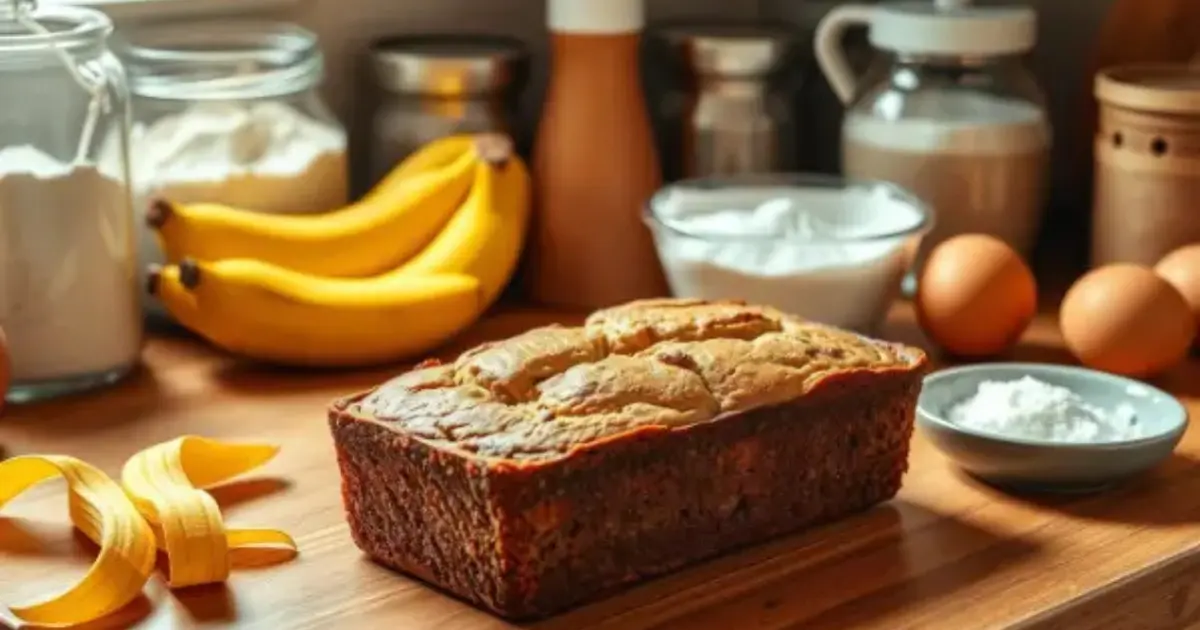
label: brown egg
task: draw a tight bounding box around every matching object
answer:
[916,234,1038,357]
[1155,244,1200,347]
[1060,264,1195,377]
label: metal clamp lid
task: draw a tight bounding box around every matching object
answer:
[0,0,111,162]
[653,21,800,78]
[369,34,529,97]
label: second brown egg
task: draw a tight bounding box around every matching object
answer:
[1060,264,1195,377]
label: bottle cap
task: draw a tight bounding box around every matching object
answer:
[547,0,644,34]
[870,0,1036,57]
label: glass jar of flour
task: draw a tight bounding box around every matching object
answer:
[815,0,1050,287]
[109,20,348,318]
[0,0,142,401]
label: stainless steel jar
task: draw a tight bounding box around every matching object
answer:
[363,34,529,191]
[650,22,802,181]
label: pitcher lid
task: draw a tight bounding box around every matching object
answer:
[870,0,1036,57]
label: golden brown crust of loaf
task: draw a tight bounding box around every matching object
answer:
[349,298,926,461]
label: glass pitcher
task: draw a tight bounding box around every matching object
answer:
[815,0,1051,288]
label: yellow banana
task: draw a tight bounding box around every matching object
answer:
[398,136,532,308]
[148,137,480,277]
[364,134,477,203]
[146,260,484,367]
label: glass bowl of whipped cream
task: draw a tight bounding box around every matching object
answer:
[644,173,934,334]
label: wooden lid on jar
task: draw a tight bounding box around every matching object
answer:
[1096,64,1200,114]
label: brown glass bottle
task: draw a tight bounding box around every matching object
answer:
[527,0,669,310]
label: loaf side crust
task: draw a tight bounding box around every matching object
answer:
[328,298,928,619]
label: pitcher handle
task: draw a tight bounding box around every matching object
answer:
[814,4,876,105]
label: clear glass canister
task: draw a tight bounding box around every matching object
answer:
[0,0,142,402]
[816,0,1051,286]
[111,20,348,317]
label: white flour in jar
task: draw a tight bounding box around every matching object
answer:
[104,100,348,315]
[649,185,924,332]
[0,145,142,383]
[947,376,1142,443]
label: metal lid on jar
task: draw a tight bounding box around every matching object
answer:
[654,22,799,78]
[114,20,323,100]
[869,0,1036,57]
[1095,64,1200,115]
[369,34,529,97]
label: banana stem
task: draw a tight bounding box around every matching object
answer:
[179,259,202,290]
[146,199,174,230]
[474,134,513,168]
[145,264,162,296]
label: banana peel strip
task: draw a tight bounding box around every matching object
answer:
[0,455,157,628]
[120,436,298,589]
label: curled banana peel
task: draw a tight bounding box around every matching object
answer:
[146,261,484,367]
[0,455,156,628]
[121,436,297,589]
[147,134,480,277]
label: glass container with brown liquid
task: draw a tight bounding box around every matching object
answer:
[527,0,668,309]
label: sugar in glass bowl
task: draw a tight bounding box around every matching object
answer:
[643,173,934,334]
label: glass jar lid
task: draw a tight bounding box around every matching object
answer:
[113,20,323,100]
[0,0,116,163]
[0,1,111,59]
[869,0,1036,57]
[369,34,529,97]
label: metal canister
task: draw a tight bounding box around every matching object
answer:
[363,34,529,191]
[649,22,802,181]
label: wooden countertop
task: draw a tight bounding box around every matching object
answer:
[2,304,1199,630]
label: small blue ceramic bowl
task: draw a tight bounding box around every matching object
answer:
[917,363,1189,494]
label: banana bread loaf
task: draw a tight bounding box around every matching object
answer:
[328,298,928,620]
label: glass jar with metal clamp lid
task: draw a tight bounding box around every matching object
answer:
[0,0,142,403]
[363,34,530,194]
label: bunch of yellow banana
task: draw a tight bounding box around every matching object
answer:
[145,134,532,367]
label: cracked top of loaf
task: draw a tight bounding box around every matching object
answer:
[346,298,927,461]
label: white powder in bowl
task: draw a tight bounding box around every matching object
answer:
[947,376,1142,443]
[649,184,925,333]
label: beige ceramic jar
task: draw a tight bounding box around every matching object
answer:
[1093,64,1200,267]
